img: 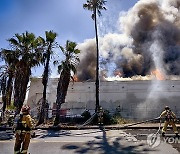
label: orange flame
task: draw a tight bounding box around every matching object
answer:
[73,75,79,82]
[151,69,165,80]
[114,70,122,77]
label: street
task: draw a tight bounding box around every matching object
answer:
[0,128,179,154]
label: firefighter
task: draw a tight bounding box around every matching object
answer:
[160,106,179,137]
[14,105,33,154]
[97,106,104,125]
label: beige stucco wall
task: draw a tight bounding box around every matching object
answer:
[28,78,180,119]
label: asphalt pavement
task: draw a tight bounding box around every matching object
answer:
[0,127,179,154]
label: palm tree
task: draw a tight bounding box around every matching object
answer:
[0,67,8,115]
[1,32,44,114]
[0,64,14,113]
[0,49,17,117]
[37,31,57,125]
[54,40,80,126]
[83,0,106,112]
[0,50,16,110]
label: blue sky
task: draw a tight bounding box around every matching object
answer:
[0,0,138,76]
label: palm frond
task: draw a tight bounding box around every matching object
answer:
[8,38,19,46]
[70,64,77,75]
[83,0,107,18]
[74,49,80,54]
[59,45,65,53]
[15,33,23,43]
[45,30,57,43]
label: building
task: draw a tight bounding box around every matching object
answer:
[28,78,180,120]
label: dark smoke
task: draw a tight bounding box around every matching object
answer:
[77,0,180,81]
[77,40,96,81]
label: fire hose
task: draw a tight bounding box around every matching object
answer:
[78,115,161,129]
[122,117,162,143]
[78,115,179,132]
[123,117,160,128]
[77,112,97,129]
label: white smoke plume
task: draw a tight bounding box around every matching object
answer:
[77,0,180,81]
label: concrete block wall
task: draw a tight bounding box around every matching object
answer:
[28,78,180,120]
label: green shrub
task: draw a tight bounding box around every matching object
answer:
[103,110,112,125]
[81,108,132,125]
[81,110,91,121]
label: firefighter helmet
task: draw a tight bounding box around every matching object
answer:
[165,106,170,110]
[21,105,30,113]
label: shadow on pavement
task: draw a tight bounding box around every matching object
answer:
[0,130,14,140]
[38,129,106,138]
[61,126,158,154]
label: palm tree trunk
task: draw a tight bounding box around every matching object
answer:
[94,8,100,112]
[54,75,64,126]
[2,94,6,121]
[1,76,7,113]
[38,47,51,125]
[14,70,21,114]
[6,74,13,107]
[14,67,31,115]
[54,70,70,126]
